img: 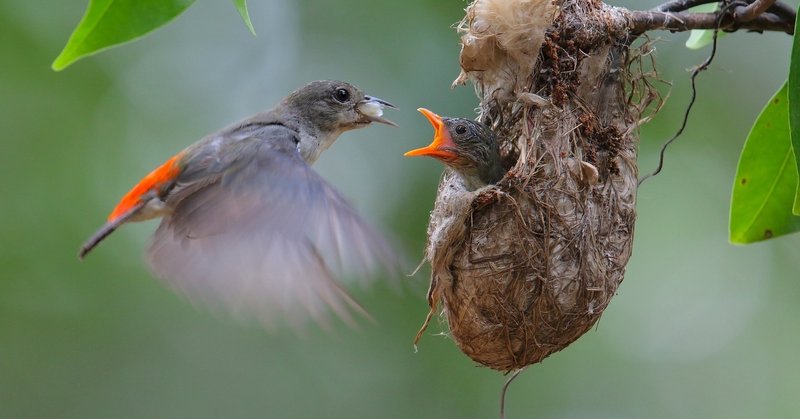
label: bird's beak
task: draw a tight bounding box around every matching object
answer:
[404,108,458,160]
[357,96,398,127]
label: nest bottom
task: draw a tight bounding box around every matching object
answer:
[421,134,635,371]
[442,197,611,371]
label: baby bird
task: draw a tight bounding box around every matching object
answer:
[405,108,504,190]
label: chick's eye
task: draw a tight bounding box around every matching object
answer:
[455,124,467,135]
[333,88,351,103]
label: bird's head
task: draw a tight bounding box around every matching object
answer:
[281,80,396,163]
[284,80,397,133]
[405,108,504,190]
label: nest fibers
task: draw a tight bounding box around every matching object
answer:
[416,0,655,371]
[453,0,558,104]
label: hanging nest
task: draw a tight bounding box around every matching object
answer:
[416,0,661,371]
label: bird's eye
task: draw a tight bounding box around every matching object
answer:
[455,124,468,135]
[333,88,351,103]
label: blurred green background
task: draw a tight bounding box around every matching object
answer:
[2,1,799,418]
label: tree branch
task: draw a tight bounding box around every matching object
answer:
[627,8,794,35]
[655,0,722,13]
[632,0,795,35]
[765,1,795,21]
[735,0,776,21]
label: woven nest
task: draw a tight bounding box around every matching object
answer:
[416,0,659,371]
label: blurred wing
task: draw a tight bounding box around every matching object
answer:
[147,125,397,328]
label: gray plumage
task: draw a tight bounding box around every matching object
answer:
[439,117,504,191]
[81,80,398,328]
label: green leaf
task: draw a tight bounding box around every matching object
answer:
[730,82,800,244]
[52,0,196,71]
[685,3,727,50]
[685,28,727,50]
[788,2,800,215]
[232,0,256,36]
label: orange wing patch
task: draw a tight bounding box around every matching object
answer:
[108,152,184,222]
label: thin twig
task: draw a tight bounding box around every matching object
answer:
[499,368,526,419]
[638,3,733,185]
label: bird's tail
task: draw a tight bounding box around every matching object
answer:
[78,202,145,259]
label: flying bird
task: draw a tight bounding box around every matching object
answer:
[79,80,399,328]
[405,108,504,190]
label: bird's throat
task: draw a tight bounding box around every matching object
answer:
[298,129,342,165]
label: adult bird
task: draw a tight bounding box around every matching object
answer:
[405,108,504,190]
[79,80,398,328]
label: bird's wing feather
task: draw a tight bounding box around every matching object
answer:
[147,124,397,329]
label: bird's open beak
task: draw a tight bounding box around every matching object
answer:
[357,96,398,127]
[404,108,458,160]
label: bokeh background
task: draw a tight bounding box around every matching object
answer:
[2,1,799,418]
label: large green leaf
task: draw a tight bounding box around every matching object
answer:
[788,2,800,215]
[730,82,800,244]
[232,0,256,36]
[685,3,727,50]
[52,0,196,71]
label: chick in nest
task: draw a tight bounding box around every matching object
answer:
[405,108,504,191]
